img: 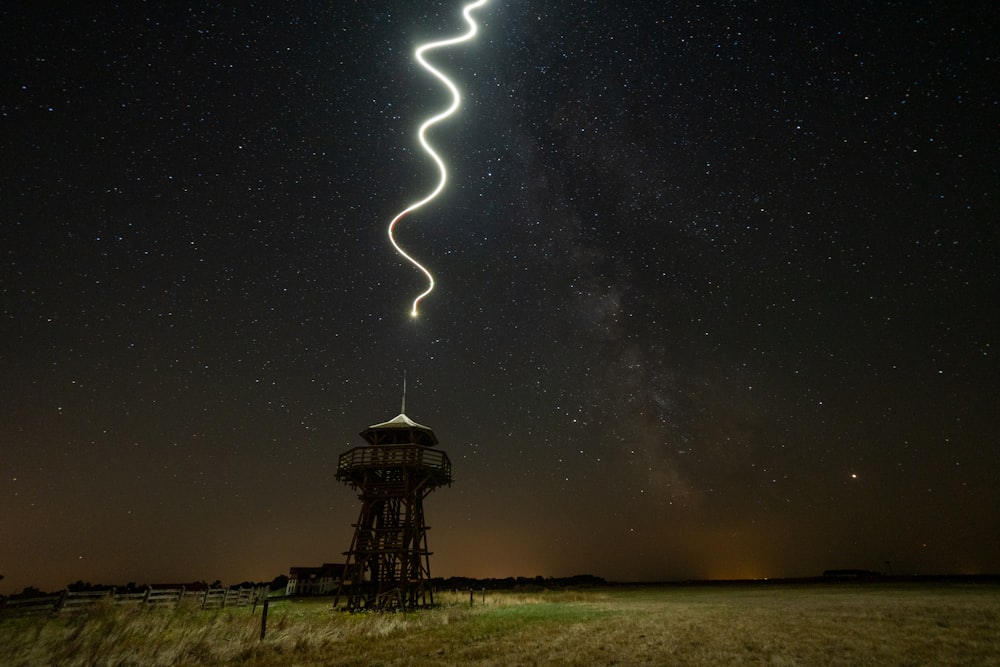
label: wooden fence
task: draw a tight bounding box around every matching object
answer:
[0,586,267,618]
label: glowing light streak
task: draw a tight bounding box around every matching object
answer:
[387,0,490,318]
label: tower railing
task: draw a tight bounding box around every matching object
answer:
[336,445,452,485]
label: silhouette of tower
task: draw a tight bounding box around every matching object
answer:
[335,398,452,610]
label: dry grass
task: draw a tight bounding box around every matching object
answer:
[2,583,998,665]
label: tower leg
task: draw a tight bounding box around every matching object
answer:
[337,479,437,610]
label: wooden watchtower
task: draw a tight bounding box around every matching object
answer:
[334,409,452,610]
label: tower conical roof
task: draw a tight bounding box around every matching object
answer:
[359,412,438,446]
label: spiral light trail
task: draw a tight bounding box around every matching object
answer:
[387,0,490,318]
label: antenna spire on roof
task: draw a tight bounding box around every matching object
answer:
[401,370,407,414]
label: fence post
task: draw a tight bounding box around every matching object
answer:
[259,598,269,641]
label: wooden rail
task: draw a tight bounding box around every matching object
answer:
[0,586,267,618]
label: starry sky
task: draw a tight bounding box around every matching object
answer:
[2,1,998,594]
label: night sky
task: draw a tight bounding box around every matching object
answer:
[3,1,999,594]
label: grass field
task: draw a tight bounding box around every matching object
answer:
[2,583,998,665]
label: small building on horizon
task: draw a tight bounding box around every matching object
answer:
[286,563,344,596]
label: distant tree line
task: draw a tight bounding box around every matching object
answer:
[433,574,606,590]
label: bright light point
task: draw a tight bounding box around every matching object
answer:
[851,473,858,479]
[385,0,489,317]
